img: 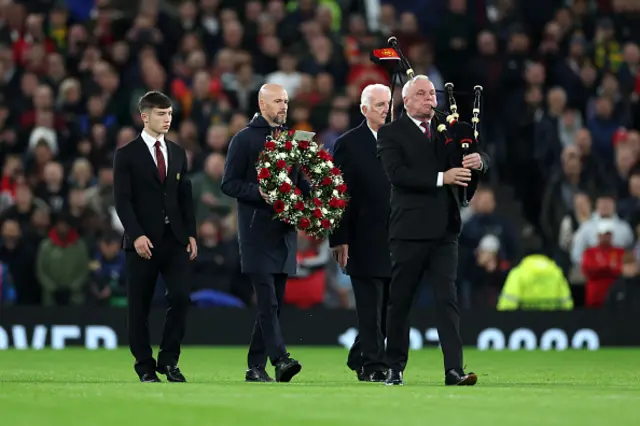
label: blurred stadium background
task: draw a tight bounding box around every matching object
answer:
[0,0,639,423]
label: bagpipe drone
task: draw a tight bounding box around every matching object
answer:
[370,37,484,207]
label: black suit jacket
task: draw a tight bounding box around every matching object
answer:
[220,113,311,275]
[377,113,489,241]
[113,136,196,250]
[329,120,391,278]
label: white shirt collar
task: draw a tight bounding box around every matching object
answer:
[407,114,430,128]
[366,122,378,140]
[141,129,165,148]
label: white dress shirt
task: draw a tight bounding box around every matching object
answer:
[140,130,169,223]
[367,122,378,140]
[141,130,168,176]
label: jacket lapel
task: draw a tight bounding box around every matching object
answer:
[165,141,173,178]
[401,113,430,142]
[137,137,162,185]
[356,120,377,152]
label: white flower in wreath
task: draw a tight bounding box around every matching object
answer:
[264,162,271,168]
[315,191,322,197]
[290,193,297,200]
[327,161,333,168]
[321,208,328,214]
[277,152,287,159]
[330,218,334,224]
[333,190,339,196]
[314,166,323,174]
[310,146,317,153]
[284,204,289,211]
[278,172,288,181]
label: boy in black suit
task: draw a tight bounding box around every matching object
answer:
[113,91,197,383]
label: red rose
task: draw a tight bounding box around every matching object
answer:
[279,182,292,193]
[288,129,295,136]
[299,217,311,229]
[321,219,331,229]
[298,140,309,149]
[329,198,340,208]
[294,188,302,195]
[294,201,305,211]
[318,150,329,160]
[338,199,347,208]
[313,198,322,207]
[273,200,285,213]
[321,176,333,186]
[284,141,293,151]
[336,184,347,193]
[276,160,287,169]
[313,208,323,218]
[287,166,293,173]
[258,168,271,179]
[264,141,276,151]
[331,167,340,175]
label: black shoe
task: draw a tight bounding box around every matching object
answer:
[140,371,161,383]
[445,368,477,386]
[274,357,302,383]
[384,369,403,386]
[356,368,365,381]
[364,371,387,382]
[157,365,186,382]
[246,366,275,382]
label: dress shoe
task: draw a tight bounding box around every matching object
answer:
[274,357,302,382]
[445,368,477,386]
[356,368,365,381]
[140,372,161,383]
[157,365,186,382]
[364,371,387,382]
[384,369,403,386]
[246,366,275,382]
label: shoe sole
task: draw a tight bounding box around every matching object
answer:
[384,381,403,386]
[277,364,302,383]
[456,373,478,386]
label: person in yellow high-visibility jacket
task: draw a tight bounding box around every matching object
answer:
[497,254,574,310]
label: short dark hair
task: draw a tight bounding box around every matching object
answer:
[138,91,172,112]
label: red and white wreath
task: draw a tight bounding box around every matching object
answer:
[256,129,348,239]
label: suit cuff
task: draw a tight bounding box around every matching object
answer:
[475,161,483,171]
[437,172,443,187]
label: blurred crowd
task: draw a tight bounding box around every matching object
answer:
[0,0,639,311]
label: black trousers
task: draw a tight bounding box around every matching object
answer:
[247,272,288,368]
[347,276,389,374]
[125,225,190,376]
[385,234,463,373]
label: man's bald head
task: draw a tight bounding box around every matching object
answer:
[258,83,289,126]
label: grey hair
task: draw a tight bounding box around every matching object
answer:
[360,83,392,113]
[401,74,431,98]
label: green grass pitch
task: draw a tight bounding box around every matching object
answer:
[1,347,638,425]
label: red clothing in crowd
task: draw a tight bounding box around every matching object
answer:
[581,245,624,307]
[284,238,326,309]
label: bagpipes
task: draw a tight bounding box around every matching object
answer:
[370,37,483,207]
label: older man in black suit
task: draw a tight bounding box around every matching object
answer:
[221,83,307,383]
[377,75,489,386]
[329,84,392,382]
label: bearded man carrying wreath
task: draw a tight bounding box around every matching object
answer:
[221,84,307,384]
